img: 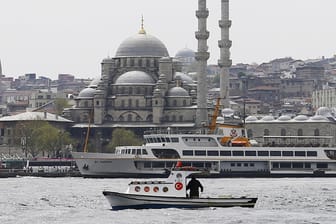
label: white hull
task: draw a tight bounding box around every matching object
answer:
[103,191,257,210]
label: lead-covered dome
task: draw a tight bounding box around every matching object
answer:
[115,71,154,84]
[115,32,169,58]
[78,87,96,98]
[175,47,195,58]
[166,87,189,97]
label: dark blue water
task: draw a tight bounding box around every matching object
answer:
[1,177,335,224]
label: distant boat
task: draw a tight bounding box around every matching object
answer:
[103,165,257,210]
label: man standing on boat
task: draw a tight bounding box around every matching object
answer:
[186,176,203,198]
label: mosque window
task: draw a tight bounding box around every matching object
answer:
[298,129,303,136]
[179,115,183,121]
[172,115,176,122]
[183,100,187,106]
[136,87,141,94]
[121,100,125,107]
[127,114,132,121]
[247,129,253,138]
[136,116,141,121]
[130,58,134,67]
[119,116,124,122]
[264,129,270,136]
[281,128,286,136]
[173,100,177,106]
[138,58,142,67]
[314,129,320,136]
[128,99,132,107]
[84,101,88,108]
[129,87,133,94]
[96,101,99,106]
[135,99,139,107]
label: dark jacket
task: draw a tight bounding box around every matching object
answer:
[186,178,203,198]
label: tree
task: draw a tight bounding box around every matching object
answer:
[54,98,70,115]
[106,128,143,152]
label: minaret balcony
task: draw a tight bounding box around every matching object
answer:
[195,52,210,61]
[219,20,232,28]
[218,59,232,67]
[218,40,232,48]
[196,9,209,18]
[195,31,209,40]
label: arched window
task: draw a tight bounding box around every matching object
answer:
[172,115,176,121]
[135,99,139,107]
[136,116,141,121]
[119,116,124,122]
[314,128,320,136]
[127,114,132,121]
[264,129,270,136]
[173,100,177,107]
[179,115,183,121]
[128,99,132,107]
[183,100,187,106]
[129,87,133,95]
[84,101,88,108]
[281,128,286,136]
[297,129,303,136]
[146,114,153,121]
[136,87,140,94]
[121,100,125,107]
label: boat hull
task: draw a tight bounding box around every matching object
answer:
[102,191,257,210]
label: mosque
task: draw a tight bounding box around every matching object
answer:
[63,0,232,151]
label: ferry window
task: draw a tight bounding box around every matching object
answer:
[250,163,255,167]
[165,137,171,142]
[127,149,131,154]
[316,163,328,169]
[136,149,141,155]
[245,151,256,156]
[157,138,162,143]
[142,149,148,155]
[232,151,244,156]
[165,162,174,168]
[270,151,281,156]
[282,151,293,156]
[244,163,249,167]
[258,151,269,156]
[292,162,304,168]
[230,163,235,167]
[237,163,241,167]
[183,150,193,156]
[280,162,291,168]
[272,162,279,168]
[195,150,206,156]
[295,151,306,157]
[304,163,311,168]
[220,151,231,156]
[152,162,165,168]
[192,162,204,168]
[171,138,179,142]
[144,162,151,168]
[205,162,211,168]
[161,137,165,142]
[307,151,317,157]
[131,149,136,154]
[207,150,219,156]
[152,148,180,159]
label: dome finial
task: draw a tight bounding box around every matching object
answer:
[139,15,146,34]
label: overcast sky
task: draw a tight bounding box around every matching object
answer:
[1,0,335,79]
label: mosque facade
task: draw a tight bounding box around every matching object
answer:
[64,26,199,147]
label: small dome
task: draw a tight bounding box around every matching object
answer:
[216,117,225,124]
[78,87,96,98]
[115,71,154,84]
[88,78,101,88]
[175,47,195,58]
[310,115,328,121]
[261,115,274,121]
[316,107,332,117]
[294,115,309,121]
[166,87,189,97]
[174,72,194,84]
[245,116,258,122]
[277,115,291,121]
[115,32,169,57]
[222,108,234,117]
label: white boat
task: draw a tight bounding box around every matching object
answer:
[102,165,258,210]
[72,128,336,178]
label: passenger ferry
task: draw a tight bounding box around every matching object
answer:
[72,128,336,178]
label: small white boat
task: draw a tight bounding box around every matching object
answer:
[103,164,258,210]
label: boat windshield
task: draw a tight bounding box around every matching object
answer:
[151,148,180,159]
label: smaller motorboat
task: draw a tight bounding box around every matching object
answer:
[103,163,258,210]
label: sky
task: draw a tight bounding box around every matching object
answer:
[0,0,336,80]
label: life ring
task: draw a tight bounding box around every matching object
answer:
[144,186,150,192]
[175,182,183,190]
[230,129,237,137]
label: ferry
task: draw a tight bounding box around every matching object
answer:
[72,128,336,178]
[103,163,257,210]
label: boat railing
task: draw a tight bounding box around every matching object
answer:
[143,128,210,135]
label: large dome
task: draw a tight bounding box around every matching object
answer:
[166,87,189,97]
[115,71,154,84]
[115,32,169,58]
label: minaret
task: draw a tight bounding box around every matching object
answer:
[218,0,232,108]
[0,59,2,76]
[195,0,210,127]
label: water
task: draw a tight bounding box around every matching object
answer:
[0,177,335,224]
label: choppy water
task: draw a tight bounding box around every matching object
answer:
[0,177,335,224]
